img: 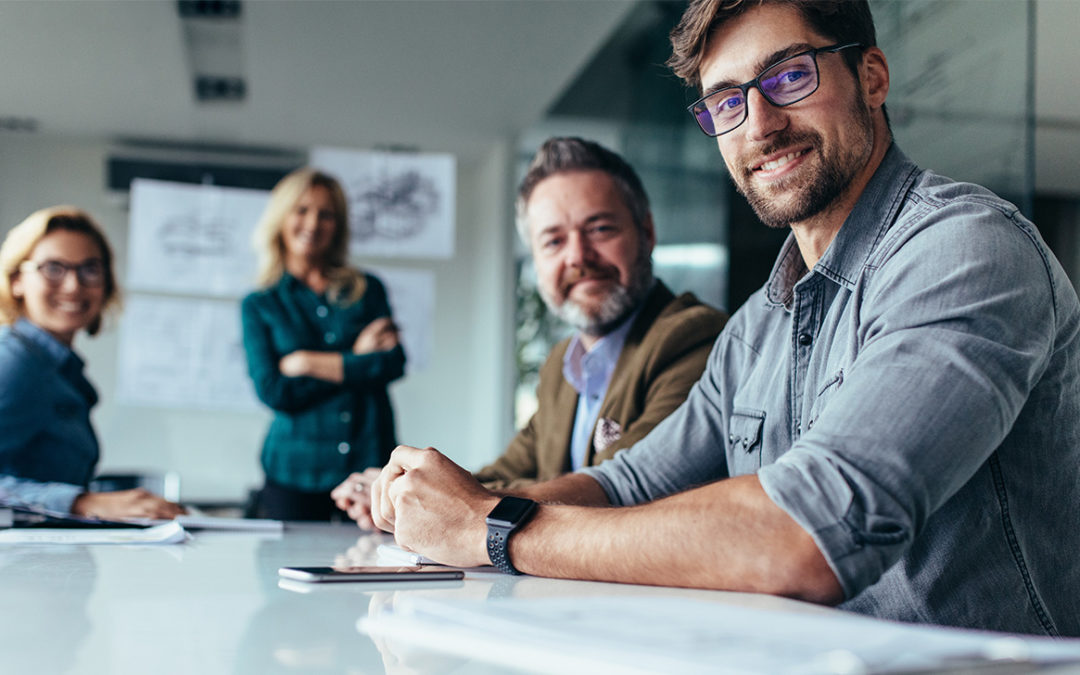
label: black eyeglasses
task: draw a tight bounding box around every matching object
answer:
[687,42,863,137]
[20,259,106,287]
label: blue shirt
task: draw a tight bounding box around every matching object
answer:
[583,145,1080,636]
[562,308,640,471]
[0,319,99,513]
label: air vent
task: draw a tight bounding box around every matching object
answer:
[178,1,241,19]
[0,117,37,133]
[178,0,247,103]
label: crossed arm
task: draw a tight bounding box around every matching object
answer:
[368,445,842,604]
[278,317,400,383]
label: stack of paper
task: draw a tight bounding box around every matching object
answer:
[359,595,1080,674]
[0,522,189,545]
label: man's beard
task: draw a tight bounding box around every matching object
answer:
[732,93,874,229]
[540,242,653,337]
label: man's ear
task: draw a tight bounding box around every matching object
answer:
[861,46,889,109]
[641,212,657,251]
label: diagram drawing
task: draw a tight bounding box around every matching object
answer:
[311,147,456,259]
[349,169,440,242]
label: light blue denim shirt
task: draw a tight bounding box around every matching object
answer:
[562,307,640,471]
[0,318,99,513]
[583,145,1080,636]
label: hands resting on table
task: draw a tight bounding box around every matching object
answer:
[71,488,186,520]
[331,446,501,568]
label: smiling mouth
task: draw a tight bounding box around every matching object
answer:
[754,148,811,173]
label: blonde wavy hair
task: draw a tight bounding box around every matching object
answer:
[0,206,120,336]
[252,167,366,304]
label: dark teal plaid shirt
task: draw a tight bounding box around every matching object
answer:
[241,272,404,492]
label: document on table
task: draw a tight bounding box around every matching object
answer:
[0,521,188,545]
[376,543,496,573]
[113,511,283,532]
[359,595,1080,674]
[173,514,282,532]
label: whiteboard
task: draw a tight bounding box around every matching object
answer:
[311,147,456,259]
[127,178,269,298]
[116,294,259,412]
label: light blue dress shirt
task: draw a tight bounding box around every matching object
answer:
[562,308,640,471]
[583,145,1080,636]
[0,319,99,513]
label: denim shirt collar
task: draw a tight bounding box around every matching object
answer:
[765,144,921,307]
[11,318,97,406]
[12,317,83,371]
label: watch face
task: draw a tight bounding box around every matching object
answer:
[486,497,536,528]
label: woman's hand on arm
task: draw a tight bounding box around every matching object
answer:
[70,489,186,520]
[353,317,399,355]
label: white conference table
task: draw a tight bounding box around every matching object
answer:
[0,522,835,675]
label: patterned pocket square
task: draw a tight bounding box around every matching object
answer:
[593,417,622,454]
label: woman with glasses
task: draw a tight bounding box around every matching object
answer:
[242,168,404,521]
[0,206,184,519]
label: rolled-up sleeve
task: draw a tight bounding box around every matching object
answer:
[0,475,83,514]
[759,203,1056,598]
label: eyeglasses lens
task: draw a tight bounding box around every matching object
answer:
[37,260,105,287]
[759,54,819,105]
[691,51,821,136]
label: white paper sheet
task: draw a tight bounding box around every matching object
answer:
[116,294,259,411]
[359,596,1080,674]
[366,266,435,371]
[311,147,456,259]
[0,522,188,545]
[127,178,268,297]
[375,543,495,574]
[121,515,283,533]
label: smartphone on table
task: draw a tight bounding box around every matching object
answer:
[278,565,465,583]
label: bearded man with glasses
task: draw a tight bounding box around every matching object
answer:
[364,0,1080,637]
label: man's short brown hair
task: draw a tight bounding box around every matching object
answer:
[668,0,878,90]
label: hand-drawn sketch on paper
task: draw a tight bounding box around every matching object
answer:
[116,294,259,412]
[127,178,269,297]
[368,266,435,372]
[311,147,455,259]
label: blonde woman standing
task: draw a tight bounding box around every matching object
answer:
[0,206,183,519]
[242,168,404,521]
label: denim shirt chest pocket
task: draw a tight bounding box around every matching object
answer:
[728,408,765,473]
[807,369,844,432]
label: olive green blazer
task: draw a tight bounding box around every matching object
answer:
[475,281,727,489]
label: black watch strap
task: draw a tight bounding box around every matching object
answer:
[486,526,519,575]
[485,496,537,575]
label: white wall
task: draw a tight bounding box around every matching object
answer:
[0,133,517,502]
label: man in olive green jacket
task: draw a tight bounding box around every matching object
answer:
[333,137,725,522]
[474,280,723,488]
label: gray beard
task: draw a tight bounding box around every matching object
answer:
[542,253,653,337]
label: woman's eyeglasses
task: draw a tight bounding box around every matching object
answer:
[20,259,106,287]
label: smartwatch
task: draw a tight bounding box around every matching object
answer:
[485,496,537,575]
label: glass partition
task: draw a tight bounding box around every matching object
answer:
[513,0,1035,426]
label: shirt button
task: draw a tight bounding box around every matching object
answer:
[340,411,352,423]
[325,332,336,343]
[337,442,350,454]
[316,306,328,318]
[798,333,813,346]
